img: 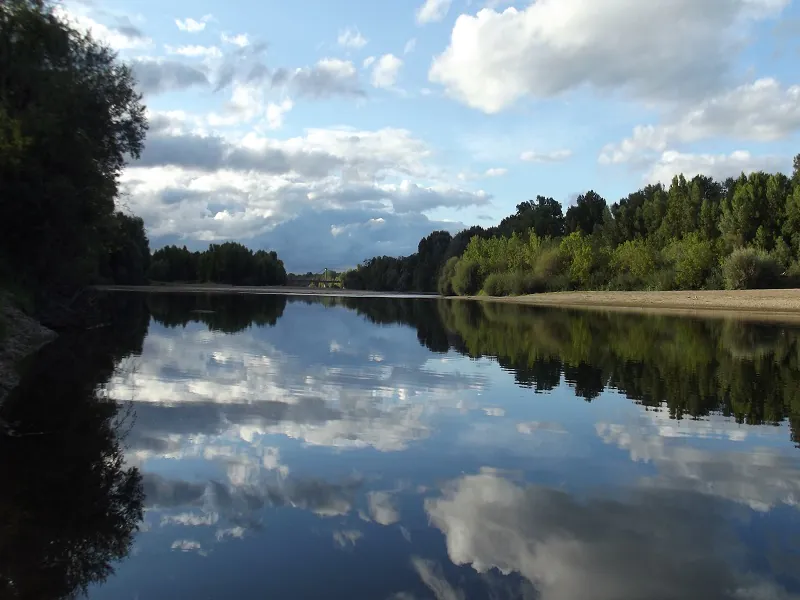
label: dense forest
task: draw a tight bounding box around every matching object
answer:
[148,242,287,286]
[0,0,152,313]
[345,165,800,296]
[0,0,287,324]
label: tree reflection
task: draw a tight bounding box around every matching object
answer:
[438,301,800,445]
[147,293,287,333]
[0,294,148,599]
[136,293,800,447]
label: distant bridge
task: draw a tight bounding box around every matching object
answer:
[287,276,340,288]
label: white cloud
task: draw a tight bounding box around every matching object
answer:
[596,414,800,512]
[425,469,800,599]
[333,529,363,548]
[176,15,212,33]
[404,38,417,54]
[266,98,293,130]
[338,27,368,49]
[363,56,376,68]
[520,149,572,163]
[289,58,363,98]
[484,167,508,177]
[371,54,403,89]
[366,491,400,525]
[429,0,790,113]
[600,78,800,164]
[645,150,787,184]
[221,32,250,47]
[52,5,153,51]
[165,44,223,59]
[416,0,453,24]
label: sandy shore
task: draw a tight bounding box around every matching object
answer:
[470,289,800,323]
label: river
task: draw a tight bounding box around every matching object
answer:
[2,292,799,599]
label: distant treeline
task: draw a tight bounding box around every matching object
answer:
[0,0,152,311]
[345,165,800,295]
[148,242,287,286]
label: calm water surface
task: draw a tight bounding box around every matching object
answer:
[2,293,800,599]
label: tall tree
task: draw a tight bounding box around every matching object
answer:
[565,191,607,236]
[0,0,147,298]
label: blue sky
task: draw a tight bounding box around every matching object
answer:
[59,0,800,271]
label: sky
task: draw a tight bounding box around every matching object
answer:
[56,0,800,272]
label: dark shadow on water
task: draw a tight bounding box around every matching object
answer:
[0,294,149,599]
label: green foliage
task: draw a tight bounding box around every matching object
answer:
[722,248,781,290]
[0,0,148,303]
[611,239,657,285]
[437,256,459,296]
[149,242,287,286]
[451,259,482,296]
[482,271,544,296]
[662,233,717,290]
[559,232,597,285]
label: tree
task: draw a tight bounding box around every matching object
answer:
[0,0,147,298]
[565,191,607,235]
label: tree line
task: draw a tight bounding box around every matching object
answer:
[0,1,289,313]
[148,242,287,286]
[0,0,152,312]
[345,165,800,296]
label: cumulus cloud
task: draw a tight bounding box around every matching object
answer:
[131,58,209,95]
[266,98,293,129]
[176,15,213,33]
[483,167,508,177]
[416,0,453,24]
[338,27,368,49]
[221,32,250,48]
[165,44,223,59]
[520,149,572,163]
[429,0,790,113]
[366,491,400,525]
[287,58,364,98]
[425,469,798,599]
[600,78,800,164]
[371,54,403,89]
[124,124,488,267]
[596,415,800,511]
[53,5,153,50]
[645,150,788,185]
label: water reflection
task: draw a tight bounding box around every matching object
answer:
[6,293,800,599]
[0,295,147,599]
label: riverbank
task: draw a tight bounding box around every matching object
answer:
[94,284,437,299]
[94,284,800,323]
[0,295,57,404]
[470,289,800,323]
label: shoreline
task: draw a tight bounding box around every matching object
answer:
[94,284,438,300]
[0,296,57,405]
[467,288,800,324]
[95,285,800,323]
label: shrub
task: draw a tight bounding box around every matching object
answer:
[482,271,546,296]
[482,272,509,296]
[451,259,483,296]
[559,232,595,285]
[663,233,717,290]
[722,248,781,290]
[611,240,656,283]
[437,256,459,296]
[534,246,563,280]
